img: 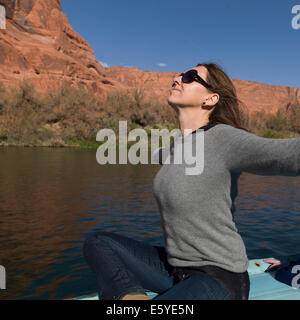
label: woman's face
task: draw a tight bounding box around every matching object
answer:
[168,66,212,108]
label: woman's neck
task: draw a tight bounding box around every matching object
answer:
[177,108,210,137]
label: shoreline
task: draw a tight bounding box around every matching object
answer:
[0,128,299,150]
[0,139,165,150]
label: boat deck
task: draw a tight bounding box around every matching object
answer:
[73,258,300,300]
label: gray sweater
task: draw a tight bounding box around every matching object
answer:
[152,124,300,273]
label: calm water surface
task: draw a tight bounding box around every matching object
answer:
[0,147,299,299]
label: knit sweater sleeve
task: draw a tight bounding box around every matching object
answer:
[211,124,300,176]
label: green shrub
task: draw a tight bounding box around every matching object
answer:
[260,129,286,139]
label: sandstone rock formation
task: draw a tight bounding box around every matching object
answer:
[0,0,123,95]
[232,79,300,114]
[105,66,300,114]
[0,0,299,115]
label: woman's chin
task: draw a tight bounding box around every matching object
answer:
[167,98,179,110]
[167,94,179,105]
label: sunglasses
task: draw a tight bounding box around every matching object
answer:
[178,69,213,90]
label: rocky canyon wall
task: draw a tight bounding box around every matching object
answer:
[0,0,299,115]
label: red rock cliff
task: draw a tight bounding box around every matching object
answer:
[0,0,299,114]
[0,0,122,94]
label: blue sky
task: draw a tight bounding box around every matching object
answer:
[61,0,300,87]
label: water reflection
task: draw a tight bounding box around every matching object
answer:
[0,147,299,299]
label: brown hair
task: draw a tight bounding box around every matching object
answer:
[196,63,251,132]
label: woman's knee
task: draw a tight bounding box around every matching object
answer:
[83,231,116,253]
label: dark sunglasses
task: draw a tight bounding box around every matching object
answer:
[178,69,213,90]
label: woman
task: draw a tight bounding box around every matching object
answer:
[83,63,300,300]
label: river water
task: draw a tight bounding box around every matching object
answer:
[0,147,299,299]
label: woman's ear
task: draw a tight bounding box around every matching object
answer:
[202,93,219,111]
[206,93,219,107]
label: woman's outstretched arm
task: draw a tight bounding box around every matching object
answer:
[211,124,300,176]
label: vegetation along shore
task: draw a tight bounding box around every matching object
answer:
[0,81,299,150]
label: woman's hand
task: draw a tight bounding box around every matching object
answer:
[263,259,282,271]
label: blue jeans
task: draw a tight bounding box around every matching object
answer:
[83,231,237,300]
